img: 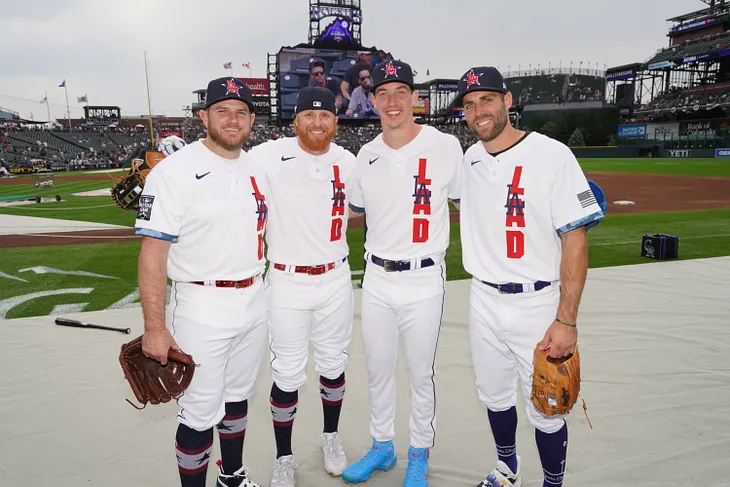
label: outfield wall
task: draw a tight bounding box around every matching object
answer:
[570,146,642,158]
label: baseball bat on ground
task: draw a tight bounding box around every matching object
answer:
[54,317,131,334]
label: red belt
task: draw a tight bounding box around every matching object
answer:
[190,275,258,288]
[273,258,344,276]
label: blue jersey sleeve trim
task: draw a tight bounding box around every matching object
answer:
[135,227,179,242]
[348,202,365,213]
[556,211,604,235]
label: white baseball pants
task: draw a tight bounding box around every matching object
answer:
[468,278,567,433]
[265,262,354,392]
[170,280,268,431]
[360,261,446,449]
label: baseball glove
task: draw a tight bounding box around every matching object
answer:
[119,335,195,410]
[531,343,581,416]
[111,171,146,211]
[111,148,166,211]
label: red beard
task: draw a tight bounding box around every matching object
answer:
[295,122,337,153]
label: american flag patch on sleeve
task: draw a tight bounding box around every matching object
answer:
[577,189,597,208]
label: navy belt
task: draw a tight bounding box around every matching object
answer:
[370,254,435,272]
[482,280,552,294]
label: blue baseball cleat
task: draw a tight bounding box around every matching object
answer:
[403,446,429,487]
[342,439,398,483]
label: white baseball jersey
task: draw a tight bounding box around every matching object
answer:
[248,137,356,265]
[460,131,604,284]
[134,140,268,282]
[349,125,463,260]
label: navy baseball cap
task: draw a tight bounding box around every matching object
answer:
[204,77,254,111]
[454,66,508,107]
[295,86,338,115]
[372,60,415,90]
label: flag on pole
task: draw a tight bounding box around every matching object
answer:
[58,80,66,87]
[242,62,250,69]
[77,95,88,103]
[223,62,232,69]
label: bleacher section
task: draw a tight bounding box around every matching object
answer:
[107,133,149,149]
[1,128,152,169]
[646,31,730,67]
[7,131,83,157]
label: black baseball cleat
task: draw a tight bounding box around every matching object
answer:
[215,459,261,487]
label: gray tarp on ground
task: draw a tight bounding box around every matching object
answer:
[1,257,729,486]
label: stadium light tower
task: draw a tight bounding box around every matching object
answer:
[701,0,726,6]
[308,0,362,46]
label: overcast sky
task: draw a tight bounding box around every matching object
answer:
[0,0,697,120]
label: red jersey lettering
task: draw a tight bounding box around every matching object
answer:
[330,165,346,241]
[412,158,432,243]
[250,176,267,260]
[504,166,525,259]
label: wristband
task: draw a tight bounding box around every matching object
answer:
[556,319,576,327]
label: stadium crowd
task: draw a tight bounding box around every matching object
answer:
[1,124,152,169]
[2,122,478,170]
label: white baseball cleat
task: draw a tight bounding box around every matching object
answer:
[270,455,298,487]
[476,457,522,487]
[321,431,348,476]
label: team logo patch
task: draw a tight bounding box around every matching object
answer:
[465,70,482,87]
[223,78,240,96]
[137,195,154,221]
[383,62,400,78]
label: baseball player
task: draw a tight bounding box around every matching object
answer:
[454,66,604,487]
[135,77,268,487]
[247,87,356,487]
[343,60,463,487]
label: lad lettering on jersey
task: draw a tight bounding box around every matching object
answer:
[250,176,268,260]
[504,166,525,259]
[331,165,346,242]
[412,158,432,243]
[460,132,605,283]
[247,137,356,265]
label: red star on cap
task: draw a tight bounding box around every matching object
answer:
[223,79,240,96]
[465,70,482,86]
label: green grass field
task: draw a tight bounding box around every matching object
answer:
[1,159,729,319]
[580,157,730,177]
[0,180,136,226]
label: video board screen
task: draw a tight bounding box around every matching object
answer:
[278,47,393,120]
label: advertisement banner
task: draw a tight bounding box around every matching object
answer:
[237,78,270,96]
[160,130,183,139]
[679,120,727,137]
[715,148,730,157]
[251,95,270,115]
[617,125,646,138]
[648,60,674,70]
[607,69,635,81]
[668,149,691,158]
[413,96,429,115]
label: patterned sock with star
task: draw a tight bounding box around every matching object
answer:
[175,423,214,487]
[487,407,519,473]
[535,421,568,487]
[320,373,346,433]
[217,400,248,475]
[270,382,298,458]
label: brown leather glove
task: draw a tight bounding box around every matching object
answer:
[119,335,195,409]
[531,342,581,415]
